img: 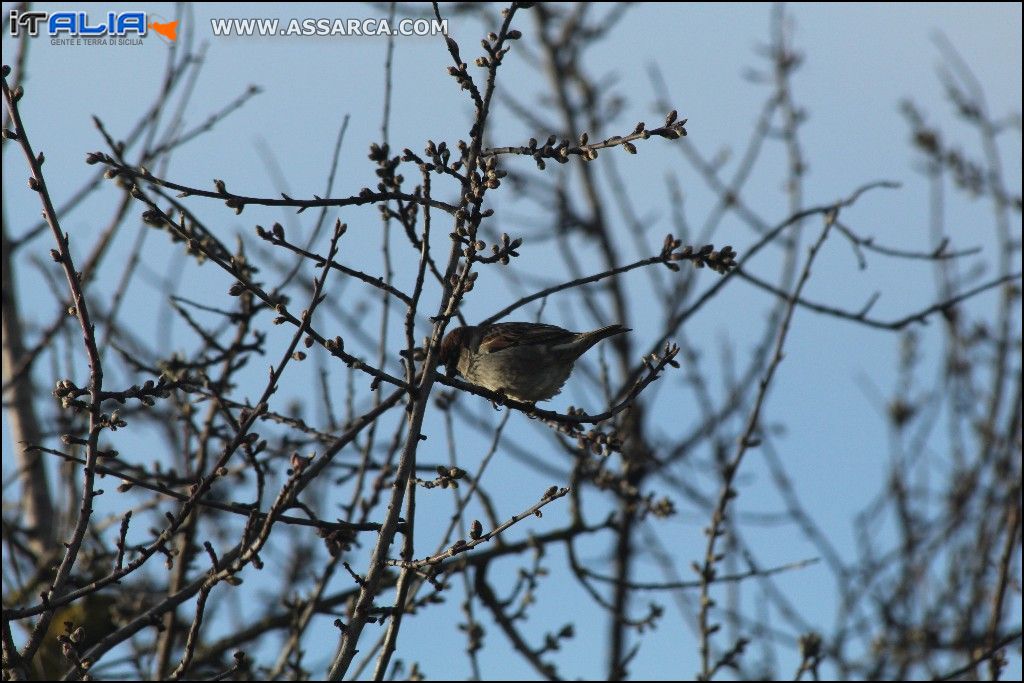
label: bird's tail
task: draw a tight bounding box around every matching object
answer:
[572,324,630,353]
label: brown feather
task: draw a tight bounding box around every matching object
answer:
[438,321,630,401]
[478,322,576,353]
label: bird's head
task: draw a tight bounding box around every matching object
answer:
[438,325,473,376]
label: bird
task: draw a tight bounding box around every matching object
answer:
[438,322,630,402]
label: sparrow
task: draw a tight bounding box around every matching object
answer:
[438,322,630,402]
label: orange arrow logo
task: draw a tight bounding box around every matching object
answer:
[149,20,177,42]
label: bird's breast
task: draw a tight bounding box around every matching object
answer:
[461,346,574,402]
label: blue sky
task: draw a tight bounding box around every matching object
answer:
[3,3,1021,680]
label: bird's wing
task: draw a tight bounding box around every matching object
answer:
[477,323,576,354]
